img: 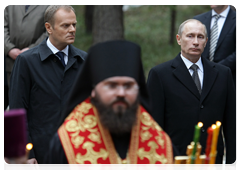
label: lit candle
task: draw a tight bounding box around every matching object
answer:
[204,125,214,164]
[26,143,33,157]
[209,121,221,164]
[191,122,203,164]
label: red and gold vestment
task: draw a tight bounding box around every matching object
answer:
[58,98,173,164]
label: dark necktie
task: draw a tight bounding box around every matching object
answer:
[209,14,221,61]
[56,51,66,67]
[25,5,30,12]
[190,64,201,94]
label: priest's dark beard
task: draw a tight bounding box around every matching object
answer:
[91,93,139,134]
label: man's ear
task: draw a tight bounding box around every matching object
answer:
[176,34,181,45]
[45,22,52,35]
[204,37,208,47]
[91,89,95,98]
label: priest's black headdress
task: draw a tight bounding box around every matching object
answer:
[59,40,150,125]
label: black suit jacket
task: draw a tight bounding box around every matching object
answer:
[193,8,236,84]
[147,53,236,164]
[9,39,87,163]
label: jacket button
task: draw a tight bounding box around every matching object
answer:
[200,105,204,109]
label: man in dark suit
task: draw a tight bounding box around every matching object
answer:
[147,19,235,164]
[9,5,87,164]
[193,5,236,85]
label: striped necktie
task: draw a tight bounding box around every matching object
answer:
[209,14,221,61]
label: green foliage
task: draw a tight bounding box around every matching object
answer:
[72,5,211,78]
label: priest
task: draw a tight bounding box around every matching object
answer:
[45,40,174,164]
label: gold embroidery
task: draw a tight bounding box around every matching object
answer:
[83,115,97,130]
[65,102,101,149]
[155,134,165,149]
[66,102,92,121]
[88,131,101,144]
[137,141,167,164]
[141,112,153,127]
[78,102,93,114]
[150,122,165,149]
[75,141,109,164]
[140,130,152,143]
[66,119,79,132]
[71,135,84,149]
[153,122,163,131]
[140,112,152,142]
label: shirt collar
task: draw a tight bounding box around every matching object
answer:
[180,54,203,73]
[212,5,230,18]
[46,38,69,56]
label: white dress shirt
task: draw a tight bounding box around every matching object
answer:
[210,6,230,39]
[180,54,204,88]
[46,38,69,65]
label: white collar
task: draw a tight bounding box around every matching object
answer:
[180,54,203,73]
[46,38,69,56]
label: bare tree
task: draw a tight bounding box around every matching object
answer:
[93,5,124,44]
[84,5,94,34]
[169,5,176,45]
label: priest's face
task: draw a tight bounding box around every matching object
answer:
[91,76,140,133]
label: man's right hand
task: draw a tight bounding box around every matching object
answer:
[26,158,40,170]
[8,48,21,60]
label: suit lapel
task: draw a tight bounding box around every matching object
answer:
[215,9,235,52]
[200,57,218,103]
[172,54,200,100]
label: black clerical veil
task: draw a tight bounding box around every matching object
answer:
[59,40,150,125]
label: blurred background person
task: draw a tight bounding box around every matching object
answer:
[45,40,174,164]
[4,5,49,86]
[193,5,236,85]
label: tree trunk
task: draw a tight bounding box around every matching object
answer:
[169,6,176,45]
[93,5,124,45]
[84,5,94,34]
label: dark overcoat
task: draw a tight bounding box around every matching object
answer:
[147,53,236,164]
[9,39,87,163]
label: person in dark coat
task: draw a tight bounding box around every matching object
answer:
[193,5,236,85]
[9,5,87,164]
[147,19,235,164]
[44,40,174,164]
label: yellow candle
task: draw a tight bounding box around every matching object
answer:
[209,121,221,164]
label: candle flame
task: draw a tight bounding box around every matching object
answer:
[198,122,203,128]
[26,143,33,150]
[212,124,216,129]
[216,121,221,126]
